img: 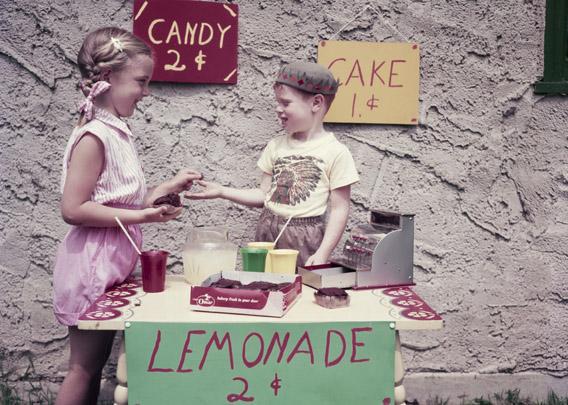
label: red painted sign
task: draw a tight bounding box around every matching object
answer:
[133,0,238,84]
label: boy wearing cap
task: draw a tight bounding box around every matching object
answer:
[186,61,359,266]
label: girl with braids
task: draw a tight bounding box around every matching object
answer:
[53,27,201,404]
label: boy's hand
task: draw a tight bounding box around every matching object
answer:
[184,180,224,200]
[305,251,329,266]
[141,206,183,223]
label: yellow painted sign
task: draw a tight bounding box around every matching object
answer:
[318,40,420,125]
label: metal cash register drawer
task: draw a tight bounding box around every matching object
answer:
[298,263,357,289]
[299,209,415,289]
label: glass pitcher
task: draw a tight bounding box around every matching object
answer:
[182,226,238,285]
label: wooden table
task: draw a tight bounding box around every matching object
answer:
[78,275,442,405]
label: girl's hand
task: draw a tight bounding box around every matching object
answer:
[167,168,203,193]
[141,206,183,223]
[145,169,203,208]
[184,180,223,200]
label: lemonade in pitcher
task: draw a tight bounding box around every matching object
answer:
[182,227,238,285]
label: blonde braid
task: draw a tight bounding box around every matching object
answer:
[78,60,103,96]
[77,27,152,96]
[76,27,152,124]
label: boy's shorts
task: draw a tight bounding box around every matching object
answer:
[255,208,325,266]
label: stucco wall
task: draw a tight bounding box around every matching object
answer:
[1,0,566,401]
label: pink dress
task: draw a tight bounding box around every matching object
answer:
[53,108,147,326]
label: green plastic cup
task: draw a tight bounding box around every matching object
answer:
[240,248,268,272]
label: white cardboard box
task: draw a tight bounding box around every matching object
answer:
[189,271,302,317]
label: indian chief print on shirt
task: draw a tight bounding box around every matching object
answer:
[268,155,324,206]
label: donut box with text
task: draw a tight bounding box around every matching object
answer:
[189,271,302,317]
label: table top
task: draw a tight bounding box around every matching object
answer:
[78,275,443,331]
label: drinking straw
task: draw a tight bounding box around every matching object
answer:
[114,216,142,255]
[273,215,294,245]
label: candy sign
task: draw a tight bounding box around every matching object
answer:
[133,0,238,84]
[318,40,419,125]
[126,321,395,404]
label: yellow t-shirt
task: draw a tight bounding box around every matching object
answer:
[257,132,360,218]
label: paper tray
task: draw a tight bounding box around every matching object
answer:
[189,271,302,317]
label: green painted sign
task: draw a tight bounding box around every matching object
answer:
[125,321,395,404]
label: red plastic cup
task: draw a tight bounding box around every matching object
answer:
[140,250,169,293]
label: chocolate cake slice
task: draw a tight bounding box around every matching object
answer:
[276,282,292,290]
[314,287,350,309]
[209,278,243,289]
[153,193,181,207]
[242,281,279,291]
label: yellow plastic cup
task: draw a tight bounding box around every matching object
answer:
[247,242,275,272]
[268,249,299,274]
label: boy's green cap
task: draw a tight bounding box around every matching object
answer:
[275,61,339,95]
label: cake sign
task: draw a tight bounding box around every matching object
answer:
[126,321,395,403]
[318,40,420,125]
[133,0,238,84]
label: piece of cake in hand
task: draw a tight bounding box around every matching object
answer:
[314,288,350,309]
[153,193,181,213]
[153,193,181,207]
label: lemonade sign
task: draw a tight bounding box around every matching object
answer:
[318,40,419,125]
[126,321,395,404]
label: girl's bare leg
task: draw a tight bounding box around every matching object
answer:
[55,327,116,405]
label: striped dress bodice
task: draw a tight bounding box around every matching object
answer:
[61,108,147,206]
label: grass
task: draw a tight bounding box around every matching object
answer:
[2,384,567,404]
[0,352,56,405]
[0,348,119,404]
[1,353,567,405]
[0,376,55,404]
[408,389,568,405]
[0,375,116,405]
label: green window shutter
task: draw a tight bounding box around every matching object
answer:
[535,0,568,94]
